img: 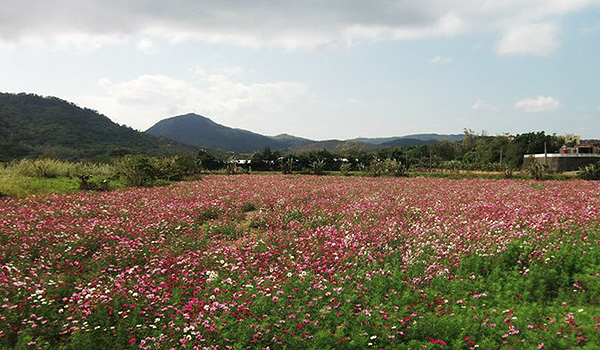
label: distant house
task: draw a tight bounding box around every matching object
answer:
[560,141,600,155]
[523,137,600,172]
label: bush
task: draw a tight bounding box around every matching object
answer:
[241,202,257,212]
[153,155,198,181]
[578,162,600,180]
[280,157,294,174]
[527,161,548,180]
[340,163,352,176]
[77,173,113,192]
[309,159,326,175]
[365,158,405,177]
[114,155,158,187]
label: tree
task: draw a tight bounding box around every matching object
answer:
[428,140,460,161]
[196,149,221,170]
[505,132,564,168]
[250,147,280,171]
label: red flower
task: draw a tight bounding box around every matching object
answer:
[429,337,447,346]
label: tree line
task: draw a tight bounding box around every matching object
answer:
[238,130,566,173]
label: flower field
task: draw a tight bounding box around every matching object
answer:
[1,175,599,349]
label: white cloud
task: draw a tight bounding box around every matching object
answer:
[136,39,157,54]
[430,56,453,64]
[0,1,598,54]
[514,95,561,113]
[77,71,307,130]
[472,100,499,112]
[495,22,559,56]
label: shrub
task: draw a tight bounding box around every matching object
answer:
[309,159,326,175]
[503,166,515,179]
[340,163,352,175]
[527,161,548,180]
[153,155,198,181]
[577,162,600,180]
[114,155,158,187]
[365,158,405,177]
[280,157,294,174]
[241,202,257,212]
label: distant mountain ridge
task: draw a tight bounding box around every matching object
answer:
[0,92,194,160]
[353,134,463,145]
[146,113,463,153]
[146,113,313,153]
[0,92,465,159]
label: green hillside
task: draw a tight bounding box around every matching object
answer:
[146,113,313,153]
[0,93,194,160]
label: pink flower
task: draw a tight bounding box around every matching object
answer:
[429,338,447,346]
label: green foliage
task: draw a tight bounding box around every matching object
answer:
[364,158,405,177]
[250,147,281,171]
[577,162,600,180]
[225,155,248,175]
[152,155,198,181]
[279,156,295,174]
[206,224,241,240]
[78,174,111,192]
[527,161,549,180]
[0,159,117,197]
[309,159,326,175]
[339,162,352,175]
[114,155,158,187]
[240,202,257,213]
[0,174,79,198]
[0,92,195,161]
[194,208,221,225]
[11,158,72,178]
[505,131,564,168]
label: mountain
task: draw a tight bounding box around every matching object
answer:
[353,133,463,145]
[379,138,429,147]
[0,92,194,160]
[290,134,462,152]
[146,113,313,153]
[271,133,314,148]
[147,113,466,153]
[400,133,463,142]
[289,140,382,153]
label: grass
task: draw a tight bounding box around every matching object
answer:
[0,159,122,198]
[0,174,79,198]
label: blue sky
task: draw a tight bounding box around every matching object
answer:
[1,1,599,140]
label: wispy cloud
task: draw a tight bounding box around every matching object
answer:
[472,100,499,113]
[514,96,561,113]
[430,56,453,64]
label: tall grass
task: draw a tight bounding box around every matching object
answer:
[0,159,116,198]
[7,158,114,178]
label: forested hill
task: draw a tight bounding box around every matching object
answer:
[0,93,194,160]
[146,113,313,153]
